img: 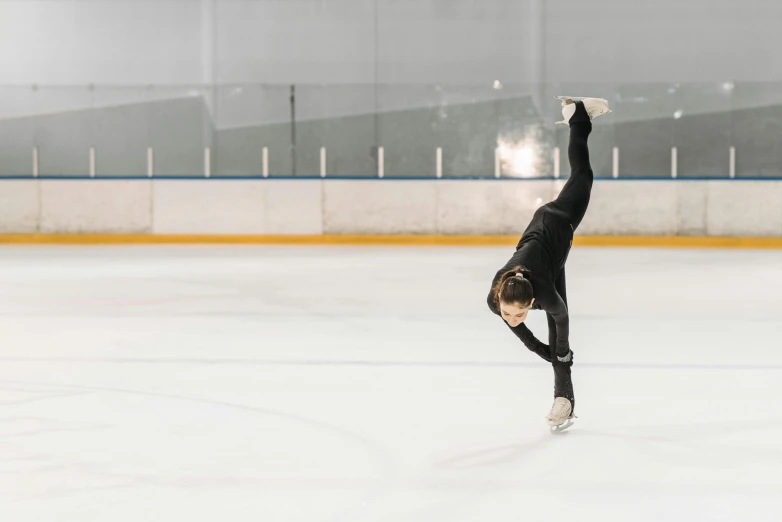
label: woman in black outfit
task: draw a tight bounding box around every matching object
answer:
[487,97,611,430]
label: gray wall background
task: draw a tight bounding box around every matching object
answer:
[1,0,781,177]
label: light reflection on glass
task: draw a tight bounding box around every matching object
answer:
[496,128,545,178]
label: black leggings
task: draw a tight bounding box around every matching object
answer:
[550,107,594,232]
[548,105,594,410]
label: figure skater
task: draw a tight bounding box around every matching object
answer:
[487,97,611,431]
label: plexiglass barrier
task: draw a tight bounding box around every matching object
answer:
[1,82,781,179]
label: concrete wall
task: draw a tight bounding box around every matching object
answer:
[215,0,531,86]
[1,179,780,237]
[4,0,782,106]
[4,0,782,86]
[547,0,782,84]
[0,0,204,85]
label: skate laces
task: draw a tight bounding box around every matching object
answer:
[548,398,571,419]
[585,101,610,119]
[586,105,606,119]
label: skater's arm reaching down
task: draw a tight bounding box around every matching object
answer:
[487,291,551,362]
[508,322,552,363]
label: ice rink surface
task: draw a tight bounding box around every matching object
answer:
[1,244,781,522]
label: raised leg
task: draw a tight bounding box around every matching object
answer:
[551,102,594,232]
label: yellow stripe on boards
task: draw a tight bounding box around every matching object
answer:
[0,234,516,246]
[1,234,782,249]
[573,236,782,249]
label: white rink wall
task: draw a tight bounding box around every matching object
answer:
[0,179,780,237]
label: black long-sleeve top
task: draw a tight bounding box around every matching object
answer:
[487,205,574,358]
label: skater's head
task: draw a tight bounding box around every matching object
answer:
[493,266,535,327]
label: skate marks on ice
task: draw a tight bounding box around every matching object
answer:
[0,378,395,517]
[432,434,555,470]
[430,415,782,473]
[573,418,782,469]
[4,357,782,371]
[432,421,580,470]
[0,382,88,407]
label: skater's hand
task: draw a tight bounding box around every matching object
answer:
[529,342,553,363]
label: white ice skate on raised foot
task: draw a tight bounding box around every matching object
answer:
[555,95,609,103]
[546,397,576,433]
[555,96,611,125]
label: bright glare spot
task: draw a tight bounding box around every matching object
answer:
[497,140,538,178]
[513,147,534,173]
[535,197,543,207]
[493,80,503,90]
[673,110,683,120]
[722,81,735,92]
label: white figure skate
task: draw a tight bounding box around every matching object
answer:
[547,397,576,433]
[555,96,611,125]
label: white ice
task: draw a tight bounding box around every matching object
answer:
[1,245,781,521]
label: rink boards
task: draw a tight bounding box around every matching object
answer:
[0,178,780,244]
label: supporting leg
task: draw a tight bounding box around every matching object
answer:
[548,269,574,412]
